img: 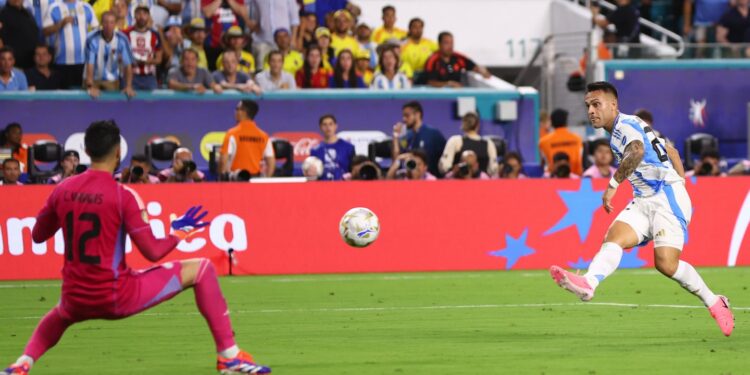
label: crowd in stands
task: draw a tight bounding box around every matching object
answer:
[2,101,747,185]
[0,0,491,94]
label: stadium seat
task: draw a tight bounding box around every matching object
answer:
[272,139,294,177]
[27,140,63,184]
[145,138,179,172]
[368,138,393,167]
[684,133,718,170]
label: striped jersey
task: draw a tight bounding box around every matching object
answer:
[370,72,411,90]
[85,30,134,82]
[123,27,161,75]
[44,0,99,65]
[609,112,682,197]
[23,0,59,41]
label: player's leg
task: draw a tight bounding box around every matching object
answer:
[2,306,75,375]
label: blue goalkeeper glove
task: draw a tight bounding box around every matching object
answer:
[171,205,210,240]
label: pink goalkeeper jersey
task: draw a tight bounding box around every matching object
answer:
[32,169,179,312]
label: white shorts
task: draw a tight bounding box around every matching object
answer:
[614,182,692,250]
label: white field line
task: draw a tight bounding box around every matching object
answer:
[1,302,748,321]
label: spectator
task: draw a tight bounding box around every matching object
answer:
[295,45,333,89]
[444,150,490,180]
[307,0,360,27]
[167,48,222,93]
[498,151,526,179]
[329,49,365,88]
[538,108,583,176]
[355,49,373,86]
[123,5,162,91]
[22,0,57,43]
[372,5,406,45]
[310,114,355,181]
[591,0,641,44]
[201,0,248,70]
[215,26,255,75]
[219,100,275,178]
[684,0,731,57]
[582,139,616,178]
[186,17,208,69]
[544,152,581,179]
[330,9,360,56]
[247,0,299,66]
[392,101,446,177]
[255,50,296,91]
[301,155,323,180]
[717,0,750,48]
[377,38,414,80]
[370,46,410,89]
[161,16,184,72]
[424,31,490,88]
[386,149,436,180]
[264,28,303,75]
[84,11,135,98]
[213,50,261,94]
[43,0,99,89]
[344,155,382,180]
[539,110,551,139]
[356,23,378,68]
[117,154,161,183]
[0,47,29,91]
[0,158,22,185]
[158,147,205,182]
[0,123,28,172]
[112,0,130,30]
[634,108,654,126]
[439,112,497,176]
[49,150,81,184]
[296,11,319,51]
[315,27,335,69]
[0,0,38,69]
[686,149,725,177]
[728,159,750,175]
[401,18,437,84]
[25,44,62,90]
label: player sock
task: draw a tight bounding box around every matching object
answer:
[23,306,73,361]
[671,260,719,307]
[194,259,237,352]
[584,242,623,289]
[14,355,33,367]
[218,345,240,359]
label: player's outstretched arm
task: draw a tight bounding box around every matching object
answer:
[602,140,644,213]
[32,192,60,243]
[666,143,685,178]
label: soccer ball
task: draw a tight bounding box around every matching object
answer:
[339,207,380,247]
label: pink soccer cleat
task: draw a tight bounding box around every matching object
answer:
[549,265,594,301]
[708,295,734,337]
[1,362,30,375]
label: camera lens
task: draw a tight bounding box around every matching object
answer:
[554,164,571,178]
[183,160,197,173]
[131,165,144,177]
[406,160,417,170]
[458,163,470,177]
[358,164,378,180]
[697,162,713,176]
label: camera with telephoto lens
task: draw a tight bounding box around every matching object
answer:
[181,160,197,175]
[554,164,571,178]
[226,169,251,182]
[455,162,470,178]
[130,165,144,181]
[696,162,714,176]
[501,162,514,177]
[358,163,379,180]
[405,159,417,170]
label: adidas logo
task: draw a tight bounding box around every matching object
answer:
[655,229,666,238]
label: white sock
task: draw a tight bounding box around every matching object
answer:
[15,355,33,367]
[584,242,623,289]
[218,345,240,359]
[671,260,719,307]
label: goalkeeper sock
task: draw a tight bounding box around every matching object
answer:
[194,259,237,353]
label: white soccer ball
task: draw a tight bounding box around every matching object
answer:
[339,207,380,248]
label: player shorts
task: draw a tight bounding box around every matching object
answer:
[614,181,692,250]
[59,261,184,322]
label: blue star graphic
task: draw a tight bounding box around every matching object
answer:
[544,178,604,243]
[567,257,592,269]
[488,229,536,270]
[618,247,646,269]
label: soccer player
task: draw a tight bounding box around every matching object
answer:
[2,121,271,375]
[549,82,734,336]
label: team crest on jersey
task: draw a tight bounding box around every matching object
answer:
[141,210,149,224]
[621,135,627,146]
[689,99,707,128]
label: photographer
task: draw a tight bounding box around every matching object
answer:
[444,150,490,180]
[159,147,205,183]
[686,150,725,177]
[344,155,383,181]
[543,152,580,179]
[498,151,526,179]
[386,149,436,180]
[50,150,84,184]
[728,159,750,176]
[117,154,160,184]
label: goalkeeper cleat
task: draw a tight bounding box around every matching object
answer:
[217,351,271,374]
[1,362,30,375]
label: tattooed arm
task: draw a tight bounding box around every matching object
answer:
[603,141,644,213]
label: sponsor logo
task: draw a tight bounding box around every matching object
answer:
[271,132,322,162]
[689,99,707,128]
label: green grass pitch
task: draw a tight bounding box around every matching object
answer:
[1,268,748,374]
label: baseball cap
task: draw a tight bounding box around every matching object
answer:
[355,49,371,60]
[315,27,331,39]
[333,9,352,21]
[225,25,243,37]
[63,150,80,159]
[134,0,150,12]
[165,15,181,29]
[273,27,290,39]
[189,17,205,30]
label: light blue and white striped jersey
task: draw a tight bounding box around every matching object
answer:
[609,112,682,197]
[23,0,59,42]
[126,0,154,27]
[370,72,411,90]
[43,0,98,65]
[85,30,134,82]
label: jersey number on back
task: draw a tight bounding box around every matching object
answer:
[644,126,669,162]
[65,212,102,265]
